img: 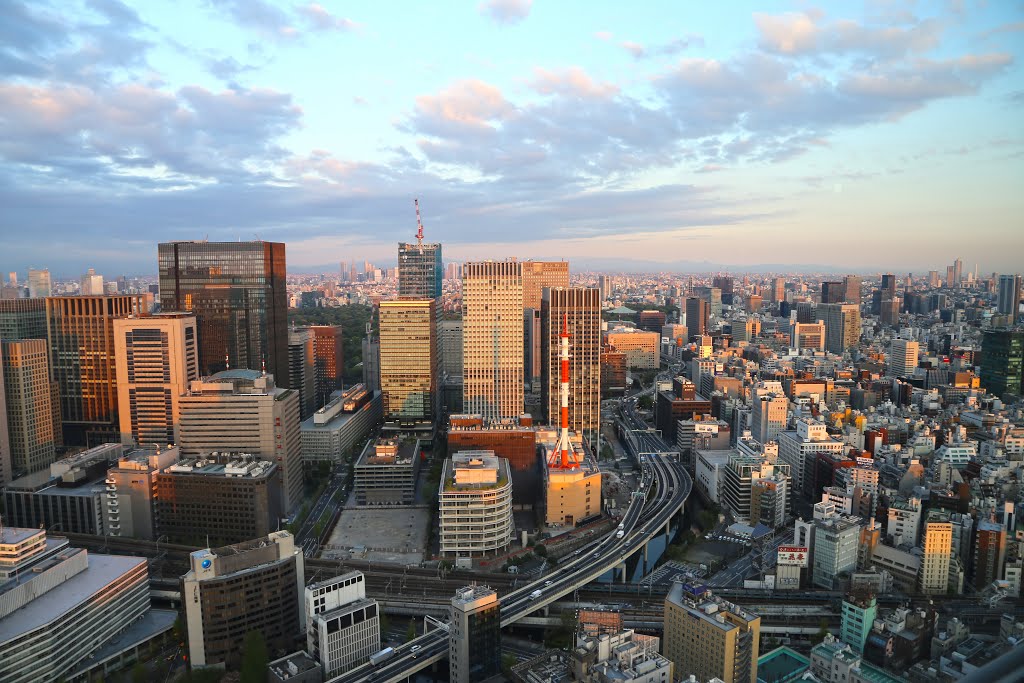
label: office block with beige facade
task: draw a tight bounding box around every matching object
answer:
[379,298,438,429]
[1,339,56,479]
[177,369,302,512]
[920,509,953,595]
[541,287,601,435]
[604,326,659,369]
[522,261,569,309]
[113,313,199,448]
[462,261,525,420]
[539,428,602,527]
[663,582,760,683]
[439,452,514,558]
[46,295,144,446]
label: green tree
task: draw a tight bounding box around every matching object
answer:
[380,612,391,636]
[132,662,147,683]
[501,653,519,675]
[240,630,268,683]
[533,543,548,558]
[405,620,417,643]
[637,395,654,410]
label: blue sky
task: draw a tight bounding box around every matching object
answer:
[1,0,1022,276]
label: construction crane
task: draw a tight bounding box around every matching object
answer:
[414,198,424,254]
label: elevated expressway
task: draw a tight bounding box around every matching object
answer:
[331,404,692,682]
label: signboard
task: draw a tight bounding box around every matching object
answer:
[777,545,809,567]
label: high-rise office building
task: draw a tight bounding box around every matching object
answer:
[888,338,919,378]
[306,571,381,676]
[27,269,51,298]
[771,277,786,303]
[598,274,611,301]
[158,241,288,385]
[80,268,104,295]
[462,261,524,420]
[791,321,825,351]
[439,319,463,378]
[974,520,1006,589]
[980,330,1024,400]
[751,382,788,445]
[818,303,861,355]
[920,509,953,595]
[997,274,1022,318]
[1,339,56,478]
[449,585,501,683]
[522,261,569,310]
[541,287,600,435]
[113,313,199,447]
[288,327,316,420]
[695,286,723,316]
[843,275,862,305]
[953,258,963,287]
[178,369,303,512]
[0,298,47,340]
[821,281,844,304]
[398,241,443,299]
[713,275,735,305]
[379,298,439,428]
[46,295,144,446]
[664,583,760,683]
[182,532,304,669]
[811,515,861,589]
[685,297,709,337]
[310,325,344,408]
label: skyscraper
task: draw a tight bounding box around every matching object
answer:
[541,288,600,435]
[980,329,1023,400]
[751,382,788,445]
[462,261,524,420]
[158,241,288,385]
[0,340,56,480]
[113,313,199,447]
[310,325,344,408]
[80,268,104,295]
[0,299,47,340]
[920,509,952,595]
[288,328,316,420]
[843,275,862,305]
[178,369,303,512]
[397,242,443,299]
[997,274,1022,318]
[771,277,786,303]
[27,269,51,298]
[46,294,144,446]
[522,261,569,310]
[821,281,844,304]
[888,339,919,378]
[379,298,438,428]
[817,303,861,355]
[685,297,709,337]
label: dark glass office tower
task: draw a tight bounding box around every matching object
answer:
[397,242,443,299]
[158,241,288,386]
[981,330,1023,400]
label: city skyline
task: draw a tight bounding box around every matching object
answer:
[2,0,1023,274]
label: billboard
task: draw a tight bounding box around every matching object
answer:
[777,545,809,567]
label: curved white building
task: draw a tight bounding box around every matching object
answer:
[439,452,514,558]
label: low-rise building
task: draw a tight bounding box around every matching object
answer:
[305,571,380,677]
[439,452,515,558]
[353,437,421,505]
[570,628,673,683]
[300,385,382,463]
[604,326,659,369]
[539,429,602,527]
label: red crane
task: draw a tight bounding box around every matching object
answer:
[414,198,424,253]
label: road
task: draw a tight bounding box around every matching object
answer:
[328,386,692,683]
[296,461,349,557]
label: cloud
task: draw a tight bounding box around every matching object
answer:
[754,10,941,58]
[296,3,360,32]
[620,35,704,59]
[594,31,613,41]
[532,67,619,99]
[479,0,532,25]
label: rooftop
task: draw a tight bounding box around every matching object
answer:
[757,646,810,683]
[0,553,147,645]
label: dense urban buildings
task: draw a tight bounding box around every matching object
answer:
[158,240,289,384]
[300,384,382,463]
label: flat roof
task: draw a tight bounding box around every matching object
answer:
[67,608,177,677]
[0,553,147,645]
[0,528,43,545]
[757,646,810,683]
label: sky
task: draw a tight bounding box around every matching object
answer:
[1,0,1022,277]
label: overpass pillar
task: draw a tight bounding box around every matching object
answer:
[619,562,628,583]
[643,541,649,562]
[542,605,549,617]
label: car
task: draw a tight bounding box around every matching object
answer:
[544,580,553,586]
[410,645,421,653]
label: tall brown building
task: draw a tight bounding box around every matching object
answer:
[685,297,709,337]
[974,520,1007,589]
[310,325,344,408]
[46,295,144,446]
[522,261,569,309]
[1,339,57,480]
[379,298,438,428]
[158,241,288,386]
[600,343,627,396]
[541,288,601,435]
[448,414,538,505]
[664,583,760,683]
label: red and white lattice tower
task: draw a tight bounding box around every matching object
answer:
[548,314,579,469]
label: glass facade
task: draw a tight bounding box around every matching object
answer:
[981,330,1023,400]
[158,241,288,386]
[397,242,443,299]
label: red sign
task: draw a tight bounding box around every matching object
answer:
[777,545,809,567]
